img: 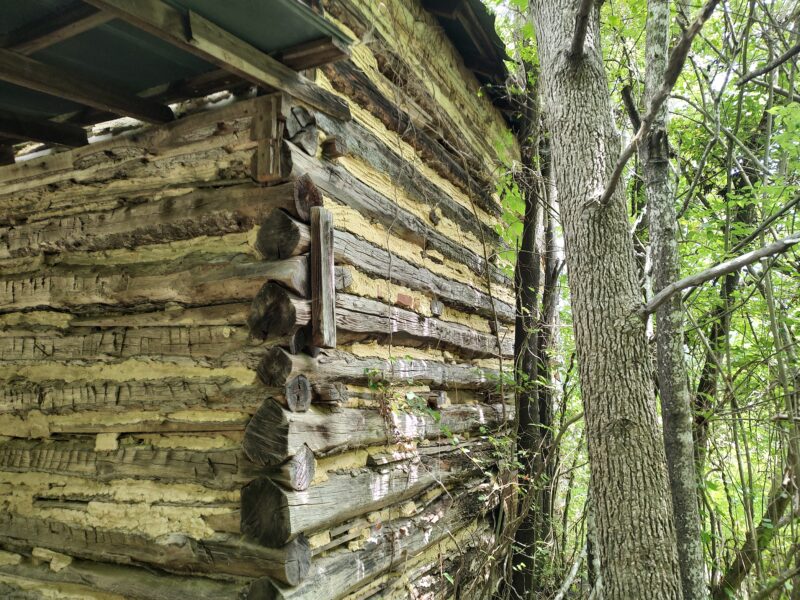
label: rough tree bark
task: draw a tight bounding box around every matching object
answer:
[641,1,708,597]
[528,1,682,597]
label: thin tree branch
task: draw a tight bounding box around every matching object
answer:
[570,0,595,59]
[642,233,800,316]
[621,84,642,130]
[595,0,721,208]
[739,42,800,86]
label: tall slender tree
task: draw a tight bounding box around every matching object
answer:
[640,1,708,597]
[526,1,683,596]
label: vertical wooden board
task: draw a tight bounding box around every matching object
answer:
[251,94,285,184]
[310,206,336,348]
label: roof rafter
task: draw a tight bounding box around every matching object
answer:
[0,48,174,124]
[84,0,351,121]
[3,2,114,55]
[0,109,88,147]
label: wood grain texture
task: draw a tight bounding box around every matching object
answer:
[310,207,337,348]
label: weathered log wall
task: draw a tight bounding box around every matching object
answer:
[0,0,517,598]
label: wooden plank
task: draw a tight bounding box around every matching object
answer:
[0,109,88,147]
[3,3,113,55]
[242,398,512,466]
[277,36,350,70]
[310,207,336,348]
[84,0,351,121]
[241,442,491,546]
[251,95,287,183]
[0,514,311,585]
[0,49,174,124]
[1,181,320,259]
[248,482,495,599]
[256,347,500,392]
[0,255,309,312]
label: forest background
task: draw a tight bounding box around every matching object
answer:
[482,0,800,598]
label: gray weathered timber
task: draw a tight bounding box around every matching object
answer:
[251,95,287,184]
[320,58,497,216]
[0,255,308,312]
[0,183,310,259]
[248,283,312,341]
[0,325,257,363]
[287,143,507,287]
[265,444,315,491]
[245,477,496,599]
[0,514,310,585]
[0,49,174,125]
[241,443,491,546]
[313,111,505,254]
[310,207,337,348]
[0,557,247,600]
[256,209,313,260]
[0,438,276,489]
[334,228,515,322]
[336,293,512,358]
[257,347,500,391]
[0,377,264,416]
[253,211,514,322]
[241,398,511,466]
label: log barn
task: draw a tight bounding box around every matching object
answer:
[0,0,518,598]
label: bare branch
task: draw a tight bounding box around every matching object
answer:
[569,0,595,59]
[642,233,800,316]
[596,0,721,207]
[620,85,642,130]
[739,42,800,86]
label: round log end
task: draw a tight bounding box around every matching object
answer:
[284,374,312,412]
[257,347,294,387]
[293,173,322,222]
[255,210,303,260]
[241,477,293,548]
[248,283,298,340]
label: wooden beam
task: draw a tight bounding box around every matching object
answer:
[277,36,350,70]
[310,206,336,348]
[0,49,174,124]
[0,109,88,147]
[3,2,113,55]
[84,0,351,121]
[0,144,14,165]
[421,0,464,18]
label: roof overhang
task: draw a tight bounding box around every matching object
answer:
[0,0,352,155]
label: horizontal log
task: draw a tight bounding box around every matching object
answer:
[336,293,512,358]
[242,398,511,466]
[0,438,250,489]
[0,514,310,585]
[247,477,496,599]
[0,255,309,312]
[254,210,514,321]
[0,556,247,600]
[287,143,506,288]
[335,229,515,322]
[257,347,500,391]
[0,179,322,259]
[320,59,496,214]
[0,325,255,363]
[313,110,504,252]
[0,377,263,416]
[241,443,492,546]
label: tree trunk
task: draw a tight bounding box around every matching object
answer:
[528,1,682,597]
[641,1,708,598]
